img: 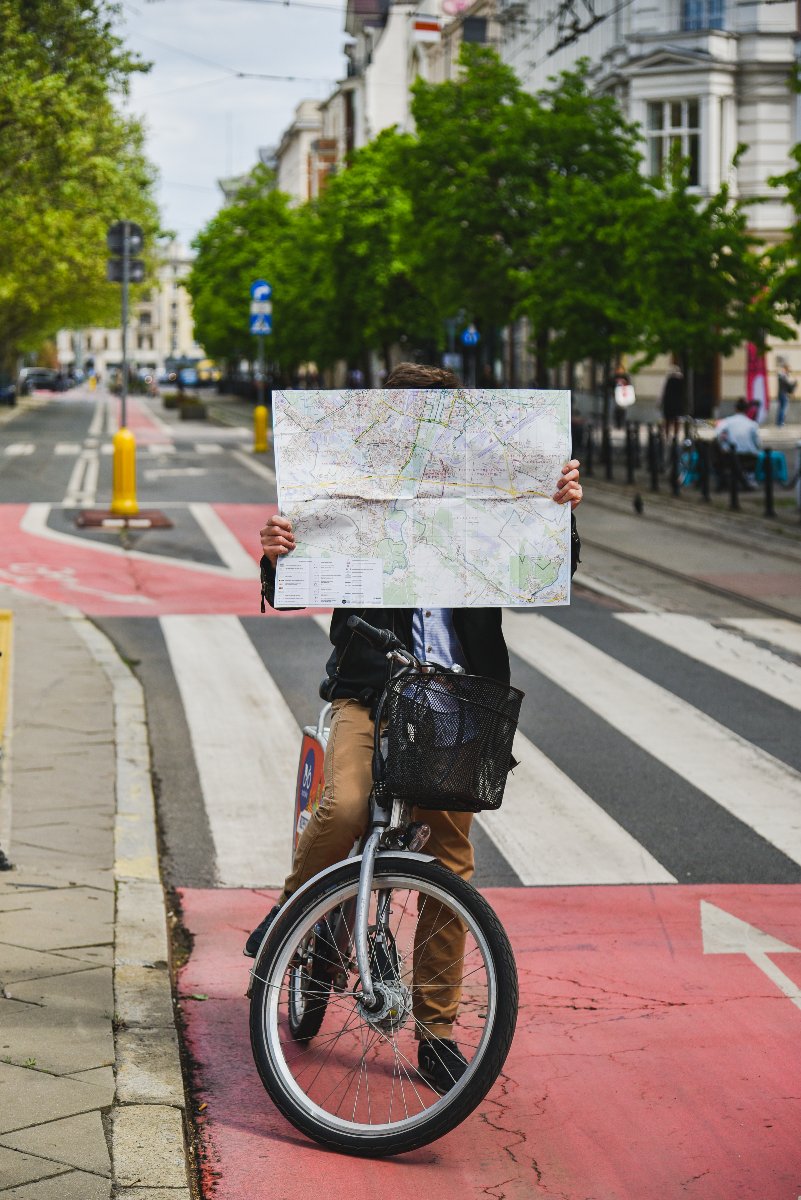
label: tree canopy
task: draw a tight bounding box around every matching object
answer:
[186,44,791,385]
[0,0,159,368]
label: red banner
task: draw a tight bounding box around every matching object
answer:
[746,343,769,422]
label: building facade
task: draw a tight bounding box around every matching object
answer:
[494,0,800,405]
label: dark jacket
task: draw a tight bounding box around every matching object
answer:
[261,513,581,706]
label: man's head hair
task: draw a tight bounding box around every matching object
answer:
[735,397,749,413]
[385,362,459,389]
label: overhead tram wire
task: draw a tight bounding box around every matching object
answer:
[147,0,445,20]
[122,15,336,83]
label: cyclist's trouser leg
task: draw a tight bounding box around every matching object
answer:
[280,698,372,902]
[412,807,474,1040]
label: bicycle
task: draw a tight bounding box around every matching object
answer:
[248,615,523,1157]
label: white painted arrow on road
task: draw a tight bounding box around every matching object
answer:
[701,901,801,1013]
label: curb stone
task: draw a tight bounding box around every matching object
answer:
[70,616,192,1199]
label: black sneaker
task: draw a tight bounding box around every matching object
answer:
[244,905,280,958]
[417,1037,469,1095]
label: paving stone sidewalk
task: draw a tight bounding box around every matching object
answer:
[0,586,192,1199]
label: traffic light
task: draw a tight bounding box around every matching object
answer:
[107,221,145,283]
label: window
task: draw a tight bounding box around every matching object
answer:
[646,99,700,185]
[682,0,724,29]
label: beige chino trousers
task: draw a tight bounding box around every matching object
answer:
[281,697,474,1040]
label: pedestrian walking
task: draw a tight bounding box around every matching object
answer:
[776,357,796,428]
[660,363,686,441]
[609,363,635,430]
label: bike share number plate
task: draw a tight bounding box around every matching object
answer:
[293,732,326,850]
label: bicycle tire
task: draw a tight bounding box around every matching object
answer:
[287,926,332,1042]
[249,855,518,1157]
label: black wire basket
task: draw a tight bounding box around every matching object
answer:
[384,672,524,813]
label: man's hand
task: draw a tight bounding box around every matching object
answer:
[553,459,583,509]
[260,514,296,568]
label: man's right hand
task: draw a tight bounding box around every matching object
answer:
[260,514,296,568]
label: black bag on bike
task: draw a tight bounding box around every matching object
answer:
[383,671,523,813]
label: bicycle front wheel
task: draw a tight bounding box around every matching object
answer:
[249,855,518,1157]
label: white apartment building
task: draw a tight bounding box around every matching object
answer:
[273,100,325,203]
[57,240,204,379]
[496,0,800,403]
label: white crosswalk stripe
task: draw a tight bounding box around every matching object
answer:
[159,610,801,889]
[722,618,801,661]
[4,443,35,456]
[617,612,801,711]
[480,733,675,884]
[161,615,297,888]
[504,611,801,868]
[54,443,82,456]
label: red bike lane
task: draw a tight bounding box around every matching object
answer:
[177,882,801,1199]
[0,503,296,616]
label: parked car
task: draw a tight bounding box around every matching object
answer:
[0,373,15,405]
[16,367,60,396]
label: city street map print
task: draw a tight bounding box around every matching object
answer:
[272,387,571,608]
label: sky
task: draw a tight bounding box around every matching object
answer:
[117,0,348,247]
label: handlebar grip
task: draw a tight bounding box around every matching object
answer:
[346,614,403,653]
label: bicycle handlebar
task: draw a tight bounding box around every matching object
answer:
[346,614,404,653]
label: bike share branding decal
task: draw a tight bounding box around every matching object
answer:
[293,734,325,848]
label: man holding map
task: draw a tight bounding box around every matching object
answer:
[245,362,583,1095]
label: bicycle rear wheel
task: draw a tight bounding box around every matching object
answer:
[249,855,518,1157]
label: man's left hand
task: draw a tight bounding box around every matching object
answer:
[554,459,583,509]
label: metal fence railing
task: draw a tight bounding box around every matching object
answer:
[577,420,801,523]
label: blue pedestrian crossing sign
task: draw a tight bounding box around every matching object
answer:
[250,279,272,336]
[461,324,480,347]
[250,312,272,335]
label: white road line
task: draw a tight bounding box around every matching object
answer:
[54,443,82,456]
[160,615,297,887]
[194,443,223,455]
[503,611,801,865]
[62,449,99,508]
[231,448,276,485]
[101,443,114,455]
[88,396,105,437]
[617,612,801,712]
[22,502,254,578]
[723,618,801,661]
[138,398,173,437]
[4,444,34,456]
[143,467,206,480]
[188,503,260,578]
[310,615,670,883]
[480,731,675,884]
[147,443,177,456]
[574,571,663,614]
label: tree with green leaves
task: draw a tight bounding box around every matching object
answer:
[513,63,651,382]
[407,46,535,365]
[187,166,294,371]
[0,0,160,368]
[767,145,801,323]
[300,130,436,380]
[626,156,790,389]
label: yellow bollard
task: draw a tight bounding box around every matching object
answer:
[111,426,139,516]
[253,404,269,453]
